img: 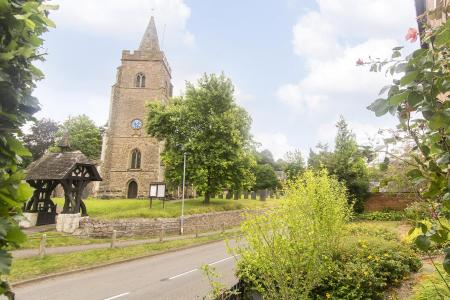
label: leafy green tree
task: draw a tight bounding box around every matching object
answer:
[308,117,370,212]
[284,149,305,180]
[56,115,102,159]
[22,118,59,164]
[0,1,56,297]
[253,163,279,190]
[366,16,450,277]
[147,73,255,203]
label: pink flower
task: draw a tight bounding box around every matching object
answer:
[356,58,364,65]
[405,28,418,42]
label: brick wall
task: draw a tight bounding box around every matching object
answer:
[364,193,417,212]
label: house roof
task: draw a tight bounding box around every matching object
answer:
[25,151,102,181]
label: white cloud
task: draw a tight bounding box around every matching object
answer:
[254,132,296,160]
[49,0,194,47]
[279,0,418,115]
[317,119,386,149]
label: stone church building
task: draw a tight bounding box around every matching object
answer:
[95,16,172,199]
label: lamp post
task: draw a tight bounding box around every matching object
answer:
[180,152,187,235]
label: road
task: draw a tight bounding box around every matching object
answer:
[13,240,239,300]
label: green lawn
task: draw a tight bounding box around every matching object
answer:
[54,197,277,220]
[10,231,239,283]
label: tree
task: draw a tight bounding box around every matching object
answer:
[308,117,370,212]
[147,73,255,203]
[0,1,56,298]
[253,164,279,190]
[365,17,450,277]
[284,149,305,180]
[56,115,102,159]
[22,118,59,164]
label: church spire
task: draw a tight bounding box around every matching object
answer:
[139,16,160,52]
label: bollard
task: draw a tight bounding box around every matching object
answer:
[110,230,117,248]
[159,225,164,242]
[39,234,46,258]
[195,225,199,238]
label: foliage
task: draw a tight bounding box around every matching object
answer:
[55,115,102,159]
[234,169,351,299]
[308,117,370,213]
[0,0,56,297]
[201,264,239,300]
[147,73,255,203]
[252,163,278,191]
[284,149,305,180]
[311,233,421,299]
[22,118,58,165]
[412,266,450,300]
[366,18,450,276]
[357,210,406,221]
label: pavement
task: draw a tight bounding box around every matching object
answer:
[12,240,239,300]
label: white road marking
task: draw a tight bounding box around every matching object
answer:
[164,256,237,281]
[103,292,130,300]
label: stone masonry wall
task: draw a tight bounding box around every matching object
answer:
[73,209,263,238]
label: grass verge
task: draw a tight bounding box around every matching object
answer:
[53,197,277,219]
[9,231,239,283]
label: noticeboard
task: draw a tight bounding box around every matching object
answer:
[149,182,166,199]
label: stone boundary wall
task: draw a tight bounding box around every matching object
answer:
[73,209,264,238]
[364,193,417,212]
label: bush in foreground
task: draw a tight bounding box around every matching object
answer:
[232,170,421,300]
[234,169,351,299]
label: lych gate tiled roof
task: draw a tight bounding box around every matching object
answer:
[25,151,101,181]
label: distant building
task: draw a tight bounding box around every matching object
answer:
[415,0,449,37]
[96,16,172,199]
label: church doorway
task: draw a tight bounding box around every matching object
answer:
[127,181,138,199]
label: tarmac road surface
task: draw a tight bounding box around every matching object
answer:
[13,240,238,300]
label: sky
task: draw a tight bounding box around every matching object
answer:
[34,0,419,160]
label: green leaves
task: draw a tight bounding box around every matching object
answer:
[367,18,450,276]
[415,235,431,251]
[147,73,255,202]
[429,111,450,130]
[367,98,389,116]
[0,1,57,295]
[388,91,409,105]
[400,71,418,86]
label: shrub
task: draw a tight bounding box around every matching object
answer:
[311,235,421,299]
[234,169,351,299]
[356,210,406,221]
[412,266,450,300]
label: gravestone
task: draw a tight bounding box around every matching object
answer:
[258,189,267,201]
[251,191,257,200]
[226,191,232,199]
[234,192,240,200]
[243,191,249,199]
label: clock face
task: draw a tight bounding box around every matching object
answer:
[131,119,142,129]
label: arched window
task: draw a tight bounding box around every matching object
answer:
[135,73,146,88]
[127,181,138,199]
[130,149,141,169]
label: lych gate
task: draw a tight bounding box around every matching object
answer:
[23,151,102,227]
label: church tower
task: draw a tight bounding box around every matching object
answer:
[97,16,172,198]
